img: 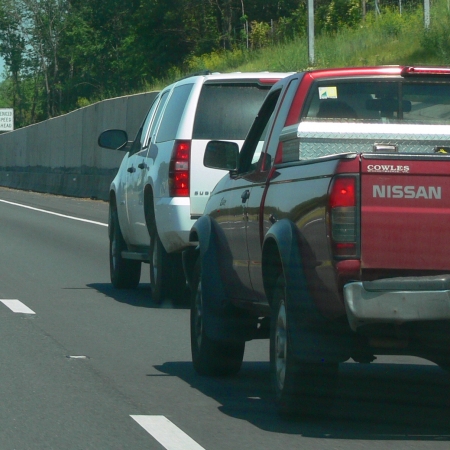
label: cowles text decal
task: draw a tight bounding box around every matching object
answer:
[367,164,410,173]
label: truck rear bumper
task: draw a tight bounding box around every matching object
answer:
[343,281,450,331]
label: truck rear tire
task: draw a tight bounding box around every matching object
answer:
[190,259,245,376]
[149,231,186,304]
[109,208,141,289]
[270,276,338,417]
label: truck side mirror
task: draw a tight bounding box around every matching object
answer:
[204,140,239,171]
[98,129,128,150]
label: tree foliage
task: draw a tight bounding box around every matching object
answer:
[0,0,26,122]
[0,0,392,127]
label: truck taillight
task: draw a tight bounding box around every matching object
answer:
[401,66,450,77]
[169,140,191,197]
[328,176,358,258]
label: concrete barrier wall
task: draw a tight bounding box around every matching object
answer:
[0,91,158,201]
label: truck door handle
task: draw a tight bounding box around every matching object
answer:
[127,166,136,173]
[241,190,250,203]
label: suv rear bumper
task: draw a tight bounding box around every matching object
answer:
[155,197,195,253]
[343,280,450,331]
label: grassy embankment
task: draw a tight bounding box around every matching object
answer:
[147,3,450,91]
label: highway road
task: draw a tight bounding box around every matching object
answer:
[0,186,449,449]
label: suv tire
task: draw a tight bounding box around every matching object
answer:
[150,231,186,304]
[109,208,141,289]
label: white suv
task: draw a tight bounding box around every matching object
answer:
[98,72,290,303]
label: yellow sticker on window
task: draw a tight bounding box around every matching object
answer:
[319,87,338,99]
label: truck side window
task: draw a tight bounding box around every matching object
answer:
[238,89,282,174]
[265,78,298,166]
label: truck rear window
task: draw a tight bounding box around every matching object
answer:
[193,83,271,140]
[304,80,450,124]
[281,79,450,163]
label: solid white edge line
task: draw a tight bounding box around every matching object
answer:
[0,199,107,227]
[0,300,36,314]
[130,415,206,450]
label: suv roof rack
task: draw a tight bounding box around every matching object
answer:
[176,70,215,81]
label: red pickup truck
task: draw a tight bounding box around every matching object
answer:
[183,66,450,417]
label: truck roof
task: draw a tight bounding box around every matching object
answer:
[307,66,403,79]
[307,65,450,79]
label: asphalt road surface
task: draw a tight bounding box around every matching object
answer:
[0,186,449,450]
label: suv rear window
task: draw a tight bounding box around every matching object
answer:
[193,83,271,140]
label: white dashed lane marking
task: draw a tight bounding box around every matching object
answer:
[0,299,36,314]
[131,415,206,450]
[0,199,107,227]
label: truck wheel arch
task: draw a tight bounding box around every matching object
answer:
[187,216,252,341]
[186,215,220,297]
[262,219,304,307]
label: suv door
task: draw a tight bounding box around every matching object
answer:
[126,91,168,245]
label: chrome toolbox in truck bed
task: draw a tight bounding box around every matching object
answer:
[281,121,450,162]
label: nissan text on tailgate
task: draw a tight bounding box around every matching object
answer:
[183,66,450,417]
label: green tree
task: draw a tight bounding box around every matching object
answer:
[317,0,361,33]
[250,21,271,49]
[60,0,141,107]
[131,0,220,76]
[0,0,26,123]
[20,0,70,118]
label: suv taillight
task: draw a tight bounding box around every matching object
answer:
[169,140,191,197]
[328,176,359,258]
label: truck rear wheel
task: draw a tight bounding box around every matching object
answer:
[270,276,338,417]
[109,208,141,289]
[190,259,245,376]
[149,231,186,304]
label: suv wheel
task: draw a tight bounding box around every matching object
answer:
[149,231,186,304]
[270,275,338,417]
[109,208,141,289]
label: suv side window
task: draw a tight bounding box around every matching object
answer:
[147,90,170,144]
[155,84,194,143]
[129,96,160,156]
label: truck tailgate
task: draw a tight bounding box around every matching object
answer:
[361,155,450,270]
